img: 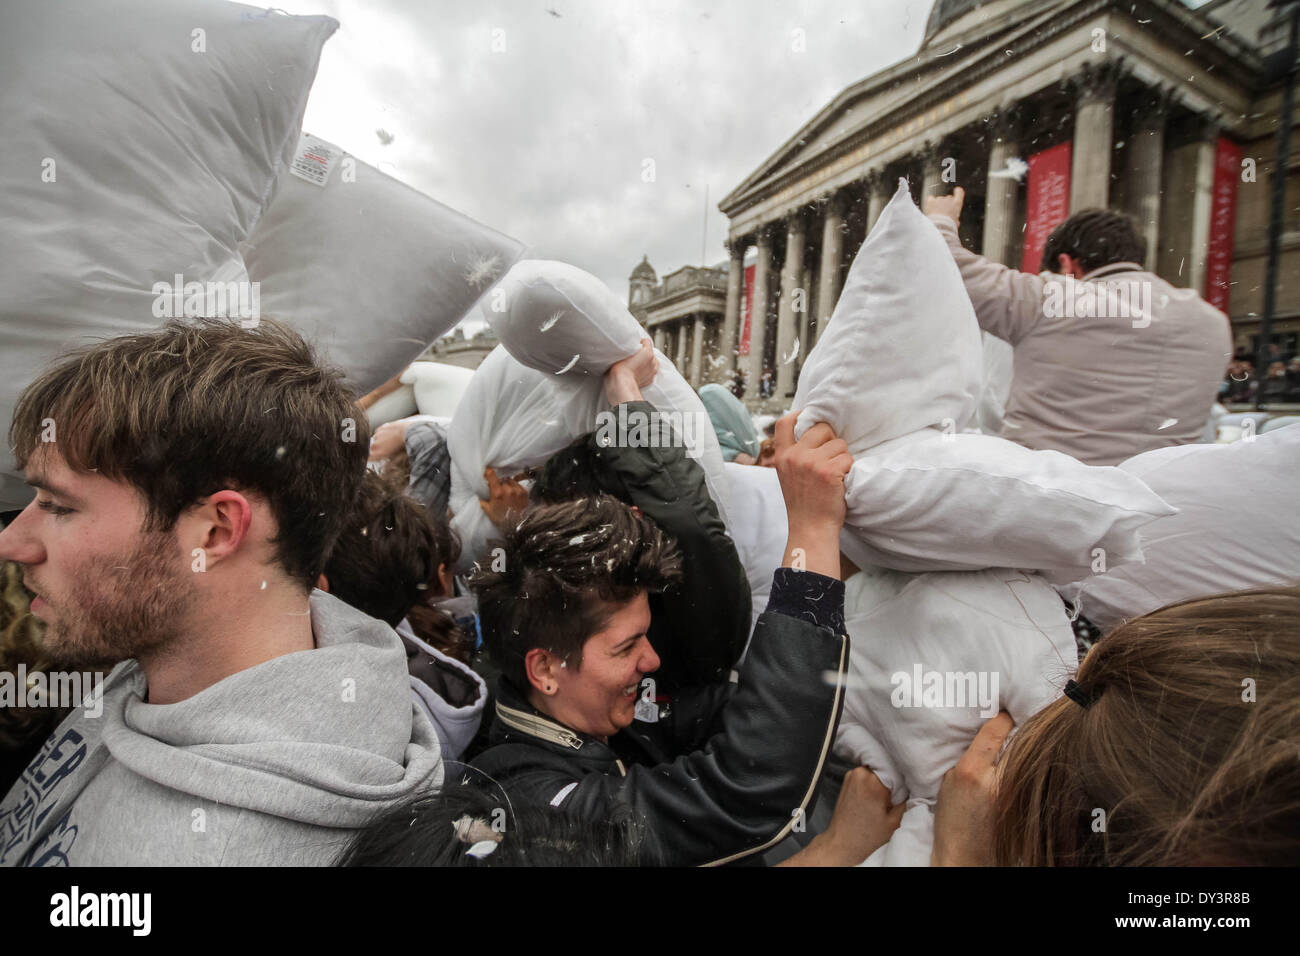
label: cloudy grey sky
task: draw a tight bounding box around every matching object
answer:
[276,0,930,320]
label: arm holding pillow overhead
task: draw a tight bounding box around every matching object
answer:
[602,342,751,686]
[925,187,1047,348]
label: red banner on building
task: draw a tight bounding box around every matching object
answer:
[1021,141,1072,273]
[738,262,755,356]
[1205,137,1241,314]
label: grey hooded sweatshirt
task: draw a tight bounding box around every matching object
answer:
[0,590,443,866]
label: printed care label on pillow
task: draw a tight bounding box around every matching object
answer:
[289,132,341,187]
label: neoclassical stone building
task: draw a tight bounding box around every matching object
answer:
[628,255,730,388]
[656,0,1299,411]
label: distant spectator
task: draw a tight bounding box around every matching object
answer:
[1262,361,1290,405]
[699,383,761,464]
[1288,358,1300,401]
[1223,360,1256,404]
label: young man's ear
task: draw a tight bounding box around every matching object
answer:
[436,562,453,597]
[1057,254,1086,280]
[315,573,329,592]
[524,647,562,696]
[180,489,253,567]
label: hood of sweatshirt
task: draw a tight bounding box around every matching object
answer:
[97,589,444,829]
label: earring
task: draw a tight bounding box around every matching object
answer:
[544,682,556,694]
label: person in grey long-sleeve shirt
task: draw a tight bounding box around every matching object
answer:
[925,189,1232,466]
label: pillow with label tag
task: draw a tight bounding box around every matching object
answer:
[0,0,336,510]
[242,142,523,395]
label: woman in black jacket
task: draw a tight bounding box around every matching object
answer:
[468,389,856,867]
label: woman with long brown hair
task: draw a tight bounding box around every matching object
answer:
[933,586,1300,866]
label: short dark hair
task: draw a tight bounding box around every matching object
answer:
[531,434,621,504]
[338,781,655,866]
[469,495,682,691]
[1040,209,1146,274]
[9,318,369,590]
[322,470,438,627]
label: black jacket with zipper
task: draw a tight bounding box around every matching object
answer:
[468,569,849,867]
[543,400,751,691]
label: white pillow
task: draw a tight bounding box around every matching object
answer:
[447,347,604,573]
[482,259,729,516]
[0,0,336,511]
[364,386,419,429]
[794,179,984,451]
[242,142,523,395]
[835,565,1078,865]
[722,462,788,644]
[838,428,1177,575]
[858,803,935,868]
[401,362,476,420]
[448,340,730,574]
[1053,423,1300,629]
[488,259,640,379]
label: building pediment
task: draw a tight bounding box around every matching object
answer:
[720,0,1265,223]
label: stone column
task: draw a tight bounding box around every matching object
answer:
[690,314,707,387]
[982,110,1021,264]
[775,215,807,399]
[866,172,891,233]
[1186,114,1220,294]
[815,194,845,343]
[745,227,774,393]
[719,238,745,382]
[674,318,688,372]
[1070,62,1119,212]
[1129,88,1172,271]
[920,140,947,202]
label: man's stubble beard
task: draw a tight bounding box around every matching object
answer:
[39,530,197,670]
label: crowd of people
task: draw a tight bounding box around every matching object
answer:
[0,198,1296,868]
[1222,347,1300,405]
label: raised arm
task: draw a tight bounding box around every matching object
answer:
[500,414,854,866]
[925,187,1048,346]
[598,340,751,688]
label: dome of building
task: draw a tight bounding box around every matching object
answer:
[924,0,990,43]
[630,254,657,281]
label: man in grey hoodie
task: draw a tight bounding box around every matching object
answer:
[0,319,443,866]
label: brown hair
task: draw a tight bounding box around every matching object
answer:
[993,586,1300,866]
[9,318,369,590]
[469,495,682,691]
[322,470,438,628]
